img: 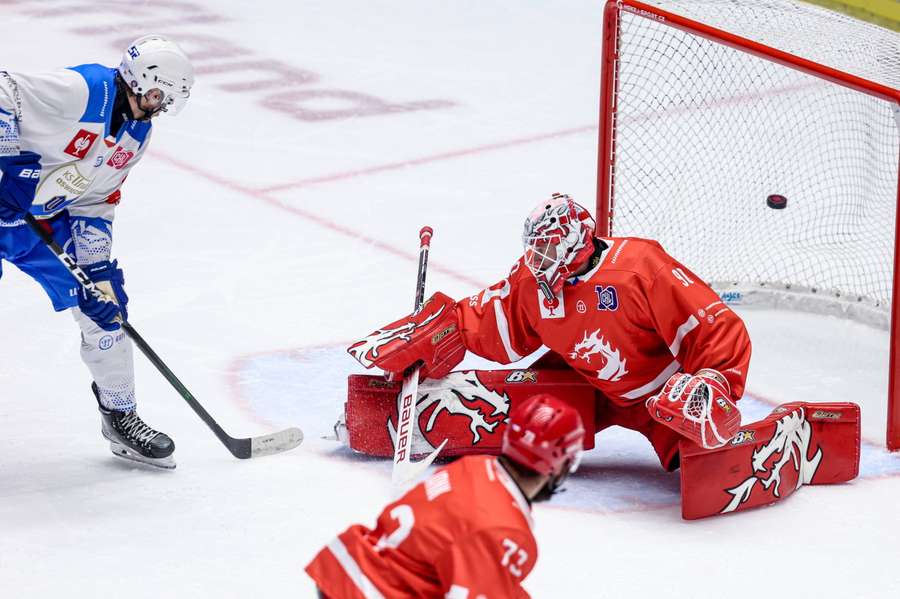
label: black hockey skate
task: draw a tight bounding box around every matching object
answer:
[93,383,176,469]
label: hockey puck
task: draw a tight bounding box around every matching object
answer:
[766,194,788,209]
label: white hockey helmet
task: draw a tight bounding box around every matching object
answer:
[118,34,194,116]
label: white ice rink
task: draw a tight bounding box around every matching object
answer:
[1,1,899,597]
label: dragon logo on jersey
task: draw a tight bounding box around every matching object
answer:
[569,329,628,382]
[348,305,445,368]
[720,408,823,514]
[387,371,510,451]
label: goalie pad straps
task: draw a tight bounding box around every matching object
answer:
[347,291,466,381]
[646,369,741,449]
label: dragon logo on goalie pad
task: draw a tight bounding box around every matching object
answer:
[348,305,445,368]
[387,371,511,453]
[569,329,628,382]
[721,407,823,514]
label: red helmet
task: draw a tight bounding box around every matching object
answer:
[522,193,596,301]
[502,393,586,478]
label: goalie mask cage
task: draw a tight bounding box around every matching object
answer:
[596,0,900,449]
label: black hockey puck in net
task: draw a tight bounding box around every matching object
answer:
[766,194,788,209]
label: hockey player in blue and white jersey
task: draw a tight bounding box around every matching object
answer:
[0,35,194,468]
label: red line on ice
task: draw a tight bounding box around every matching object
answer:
[148,151,488,289]
[255,124,599,193]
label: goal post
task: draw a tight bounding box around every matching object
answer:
[596,0,900,449]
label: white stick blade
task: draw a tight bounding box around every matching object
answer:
[250,427,304,457]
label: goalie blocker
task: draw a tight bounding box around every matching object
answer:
[341,366,859,519]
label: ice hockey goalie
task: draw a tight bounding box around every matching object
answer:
[343,194,860,518]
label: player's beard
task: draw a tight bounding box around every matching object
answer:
[532,466,574,502]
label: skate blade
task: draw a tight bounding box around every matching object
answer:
[108,441,176,470]
[322,417,348,444]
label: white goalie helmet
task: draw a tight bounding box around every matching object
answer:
[522,193,597,300]
[118,34,194,116]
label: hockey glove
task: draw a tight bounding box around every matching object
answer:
[0,151,42,220]
[646,368,741,449]
[76,260,129,332]
[347,291,466,381]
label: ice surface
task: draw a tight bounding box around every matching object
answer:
[1,1,898,597]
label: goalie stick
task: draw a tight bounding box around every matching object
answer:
[392,226,448,485]
[25,213,303,460]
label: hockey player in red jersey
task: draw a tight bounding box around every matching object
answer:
[306,393,585,598]
[350,193,752,470]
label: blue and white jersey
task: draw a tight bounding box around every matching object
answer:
[0,65,152,263]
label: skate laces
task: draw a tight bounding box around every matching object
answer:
[116,411,160,448]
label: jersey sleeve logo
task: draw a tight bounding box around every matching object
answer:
[107,146,135,170]
[64,129,99,159]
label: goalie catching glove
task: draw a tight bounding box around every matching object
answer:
[347,291,466,381]
[646,369,741,449]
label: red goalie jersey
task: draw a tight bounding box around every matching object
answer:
[306,455,536,599]
[458,237,752,407]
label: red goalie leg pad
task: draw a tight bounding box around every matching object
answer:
[680,402,860,520]
[344,369,597,458]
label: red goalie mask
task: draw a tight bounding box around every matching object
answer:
[522,193,596,301]
[502,393,585,479]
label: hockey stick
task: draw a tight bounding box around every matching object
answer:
[25,213,303,459]
[392,226,448,486]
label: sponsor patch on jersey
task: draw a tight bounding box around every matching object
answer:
[595,285,619,311]
[538,289,565,319]
[64,129,99,159]
[33,163,92,205]
[107,146,135,170]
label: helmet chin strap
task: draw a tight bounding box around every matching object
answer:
[135,93,166,121]
[538,279,556,302]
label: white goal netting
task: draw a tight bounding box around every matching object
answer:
[604,0,900,326]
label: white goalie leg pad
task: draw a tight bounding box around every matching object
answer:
[73,307,137,412]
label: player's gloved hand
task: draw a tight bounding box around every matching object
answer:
[646,368,741,449]
[76,260,129,331]
[0,151,42,220]
[347,291,466,381]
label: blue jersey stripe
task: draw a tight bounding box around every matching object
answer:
[67,64,116,135]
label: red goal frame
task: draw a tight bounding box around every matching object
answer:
[595,0,900,450]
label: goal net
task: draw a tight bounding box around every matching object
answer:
[596,0,900,448]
